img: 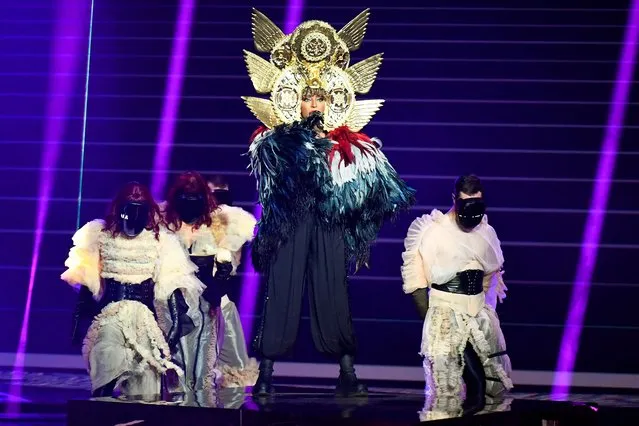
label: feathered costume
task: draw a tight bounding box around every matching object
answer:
[61,220,203,399]
[242,9,415,396]
[401,210,513,412]
[158,203,258,393]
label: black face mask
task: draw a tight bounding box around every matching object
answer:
[175,192,206,224]
[211,189,232,206]
[455,197,486,231]
[119,201,150,237]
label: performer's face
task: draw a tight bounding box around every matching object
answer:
[453,191,485,231]
[208,182,232,206]
[301,94,326,118]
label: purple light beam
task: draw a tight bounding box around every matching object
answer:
[552,0,639,398]
[7,0,91,415]
[284,0,305,33]
[151,0,196,200]
[239,0,305,343]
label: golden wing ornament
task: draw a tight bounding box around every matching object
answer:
[346,99,384,132]
[243,50,281,94]
[241,96,280,129]
[337,9,370,52]
[346,53,383,94]
[251,8,286,52]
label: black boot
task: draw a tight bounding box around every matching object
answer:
[461,343,486,416]
[91,379,117,398]
[335,354,367,397]
[252,358,274,397]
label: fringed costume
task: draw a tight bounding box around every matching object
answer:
[159,200,258,395]
[241,8,416,396]
[401,209,513,415]
[61,219,203,400]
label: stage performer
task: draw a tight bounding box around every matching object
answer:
[61,182,203,400]
[241,8,416,396]
[161,171,258,392]
[205,174,257,391]
[401,175,512,414]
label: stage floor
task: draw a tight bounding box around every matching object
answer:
[1,369,638,425]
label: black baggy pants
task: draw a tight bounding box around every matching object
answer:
[255,214,357,359]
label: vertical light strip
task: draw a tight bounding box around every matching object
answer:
[151,0,196,200]
[552,1,639,398]
[76,0,96,229]
[239,0,306,343]
[7,0,93,414]
[284,0,305,33]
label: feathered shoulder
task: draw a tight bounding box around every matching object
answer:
[210,205,257,253]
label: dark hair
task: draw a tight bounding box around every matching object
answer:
[207,174,229,190]
[454,175,484,198]
[104,181,162,240]
[164,171,218,232]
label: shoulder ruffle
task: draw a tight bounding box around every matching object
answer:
[211,205,257,271]
[211,205,256,252]
[400,210,443,294]
[60,219,104,298]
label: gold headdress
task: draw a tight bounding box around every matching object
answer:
[242,8,384,132]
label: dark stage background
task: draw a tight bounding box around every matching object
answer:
[1,0,638,384]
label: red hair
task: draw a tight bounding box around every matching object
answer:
[164,171,218,232]
[104,181,162,240]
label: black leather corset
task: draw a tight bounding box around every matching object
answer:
[431,269,484,296]
[189,255,215,287]
[100,278,155,313]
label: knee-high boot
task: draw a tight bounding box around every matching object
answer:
[462,343,486,415]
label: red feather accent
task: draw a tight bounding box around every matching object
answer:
[327,126,373,166]
[249,125,269,143]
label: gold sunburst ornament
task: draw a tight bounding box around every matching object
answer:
[241,8,384,132]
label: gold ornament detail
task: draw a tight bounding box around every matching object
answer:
[242,8,384,131]
[251,9,285,53]
[337,8,370,52]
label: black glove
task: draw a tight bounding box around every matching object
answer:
[167,290,195,350]
[215,261,233,281]
[71,286,98,344]
[411,288,429,320]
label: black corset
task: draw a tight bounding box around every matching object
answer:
[431,269,483,296]
[100,278,155,313]
[190,255,215,287]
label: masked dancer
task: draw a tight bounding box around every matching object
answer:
[401,175,512,414]
[61,182,203,400]
[161,171,258,394]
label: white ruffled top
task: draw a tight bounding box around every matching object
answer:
[60,219,204,312]
[401,209,507,310]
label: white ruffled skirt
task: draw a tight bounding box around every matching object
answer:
[420,302,513,403]
[82,300,182,398]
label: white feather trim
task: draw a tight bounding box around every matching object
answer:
[60,219,104,299]
[154,231,205,316]
[330,139,380,187]
[215,248,233,263]
[213,205,257,252]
